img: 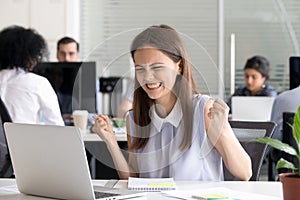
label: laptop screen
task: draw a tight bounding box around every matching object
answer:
[4,123,146,200]
[231,96,275,121]
[4,123,95,199]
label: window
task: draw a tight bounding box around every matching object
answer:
[81,0,300,100]
[80,0,220,97]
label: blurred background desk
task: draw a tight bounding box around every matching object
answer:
[82,131,128,179]
[82,130,127,142]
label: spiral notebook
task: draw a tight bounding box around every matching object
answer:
[128,177,176,191]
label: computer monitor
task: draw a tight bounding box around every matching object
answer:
[289,56,300,90]
[33,62,97,114]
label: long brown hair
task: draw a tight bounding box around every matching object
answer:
[129,24,199,151]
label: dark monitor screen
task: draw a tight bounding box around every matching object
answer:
[290,56,300,90]
[33,62,97,114]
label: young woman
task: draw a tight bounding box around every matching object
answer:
[93,25,252,181]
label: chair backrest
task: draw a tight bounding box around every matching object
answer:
[224,121,276,181]
[0,97,13,177]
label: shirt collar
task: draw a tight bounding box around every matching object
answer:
[150,99,183,132]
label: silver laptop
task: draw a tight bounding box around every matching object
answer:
[4,122,145,200]
[232,96,275,121]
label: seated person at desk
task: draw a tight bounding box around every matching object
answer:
[93,24,252,181]
[57,36,79,62]
[0,25,64,125]
[56,36,80,121]
[271,86,300,140]
[268,86,300,180]
[226,55,277,113]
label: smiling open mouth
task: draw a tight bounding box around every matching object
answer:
[146,82,162,89]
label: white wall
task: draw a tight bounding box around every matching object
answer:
[0,0,80,61]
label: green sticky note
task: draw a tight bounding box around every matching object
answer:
[192,194,229,200]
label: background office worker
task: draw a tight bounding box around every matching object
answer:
[55,36,80,121]
[268,85,300,180]
[57,36,79,62]
[226,55,277,113]
[57,37,133,120]
[270,86,300,141]
[93,24,251,181]
[0,25,64,125]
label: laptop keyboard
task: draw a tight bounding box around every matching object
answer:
[94,191,120,199]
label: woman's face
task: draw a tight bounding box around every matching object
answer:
[134,47,180,104]
[244,68,266,95]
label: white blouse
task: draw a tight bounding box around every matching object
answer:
[0,69,64,125]
[129,94,223,181]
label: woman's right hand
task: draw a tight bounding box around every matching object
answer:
[93,114,118,146]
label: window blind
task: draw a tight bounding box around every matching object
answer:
[80,0,220,96]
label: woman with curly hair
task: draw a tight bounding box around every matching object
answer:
[0,25,63,125]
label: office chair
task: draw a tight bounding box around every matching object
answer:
[269,112,298,181]
[223,121,276,181]
[0,97,14,178]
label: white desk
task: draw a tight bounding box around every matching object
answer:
[0,179,283,199]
